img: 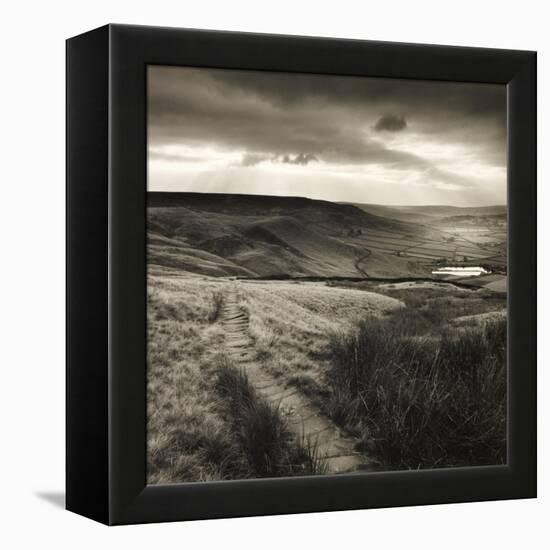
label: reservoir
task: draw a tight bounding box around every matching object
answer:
[431,266,490,278]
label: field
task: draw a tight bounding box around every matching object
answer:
[351,203,507,276]
[147,193,508,482]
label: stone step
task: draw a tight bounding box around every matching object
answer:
[226,342,250,349]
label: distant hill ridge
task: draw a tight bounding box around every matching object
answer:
[348,202,506,225]
[347,202,506,212]
[150,191,367,216]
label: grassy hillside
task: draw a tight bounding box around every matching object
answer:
[147,275,335,483]
[238,280,402,385]
[148,274,507,478]
[147,275,402,482]
[148,192,433,279]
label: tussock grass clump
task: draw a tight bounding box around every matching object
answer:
[376,285,505,334]
[326,317,506,470]
[147,404,248,482]
[215,358,326,477]
[207,290,224,323]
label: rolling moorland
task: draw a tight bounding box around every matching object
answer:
[147,192,507,483]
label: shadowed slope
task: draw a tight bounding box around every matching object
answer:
[148,192,432,278]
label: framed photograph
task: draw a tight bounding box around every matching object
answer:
[66,24,536,525]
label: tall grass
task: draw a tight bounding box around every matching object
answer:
[326,317,506,469]
[215,358,326,477]
[147,276,249,483]
[207,290,224,323]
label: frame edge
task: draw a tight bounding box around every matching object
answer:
[66,24,111,525]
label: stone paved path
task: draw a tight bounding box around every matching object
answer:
[221,285,370,474]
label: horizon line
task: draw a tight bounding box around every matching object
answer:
[147,190,506,209]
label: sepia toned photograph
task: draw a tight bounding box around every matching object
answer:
[146,65,507,484]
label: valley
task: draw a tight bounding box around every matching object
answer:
[148,192,507,288]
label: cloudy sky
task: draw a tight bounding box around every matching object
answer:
[148,65,506,206]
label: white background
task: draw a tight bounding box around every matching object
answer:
[0,0,547,547]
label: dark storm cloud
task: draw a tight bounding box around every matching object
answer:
[148,66,506,186]
[375,114,407,132]
[178,67,505,123]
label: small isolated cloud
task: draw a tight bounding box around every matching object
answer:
[241,152,318,167]
[375,114,407,132]
[280,153,318,165]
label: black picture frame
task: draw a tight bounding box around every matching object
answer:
[66,24,537,525]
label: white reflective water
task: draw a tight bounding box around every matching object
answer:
[431,266,490,277]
